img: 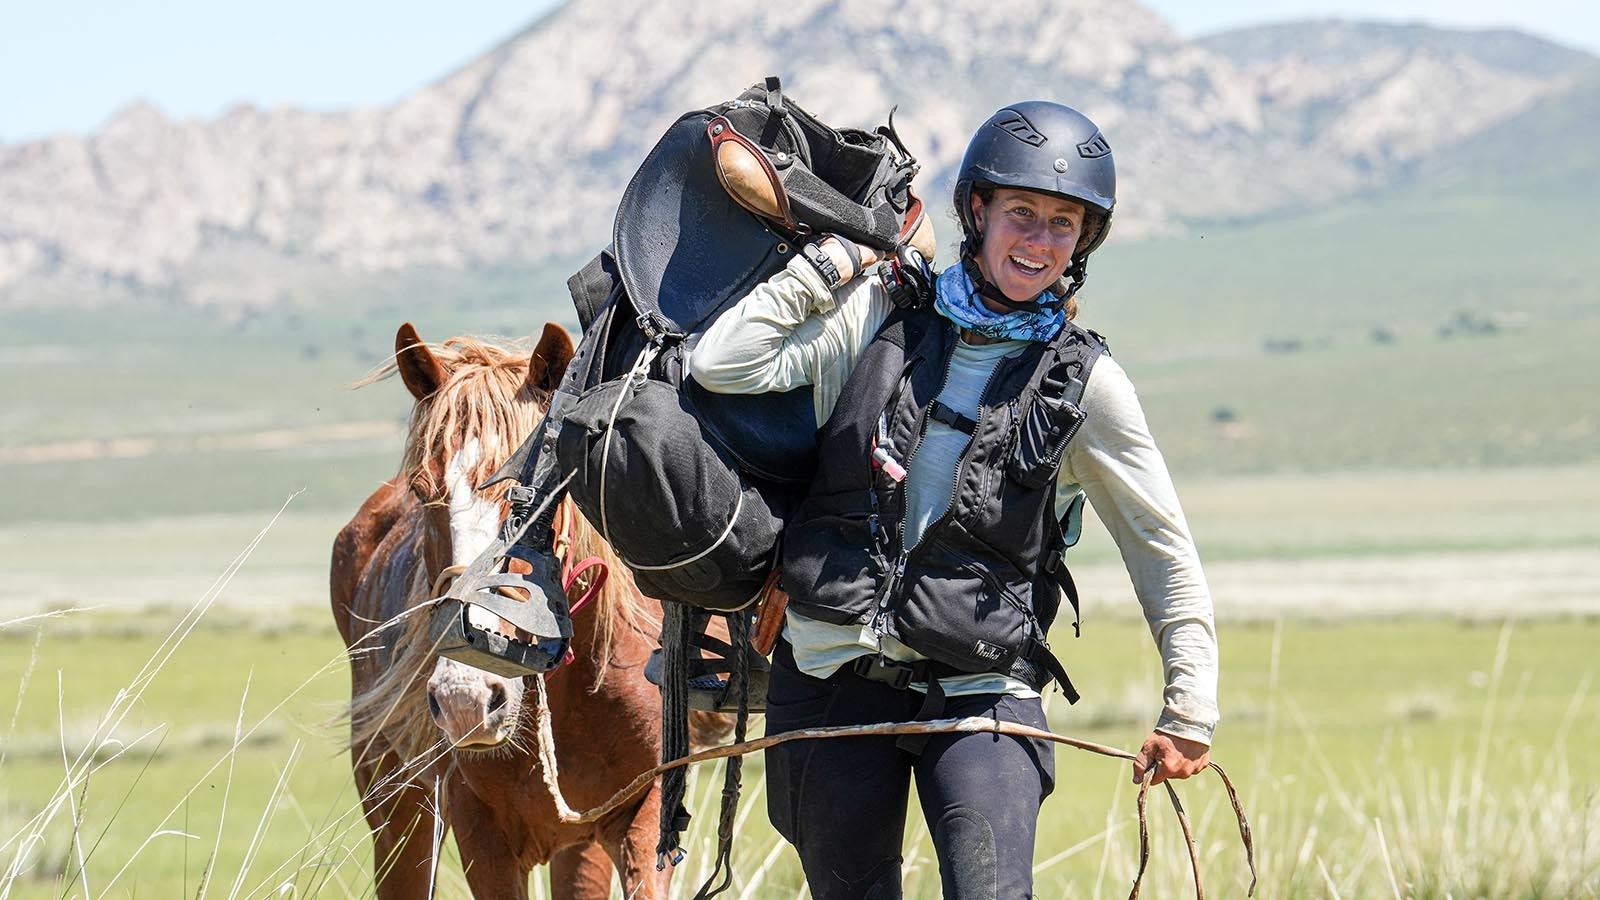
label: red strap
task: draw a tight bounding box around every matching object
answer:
[549,499,610,670]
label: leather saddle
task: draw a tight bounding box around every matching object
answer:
[565,76,934,482]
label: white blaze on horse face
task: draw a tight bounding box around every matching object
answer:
[444,438,506,635]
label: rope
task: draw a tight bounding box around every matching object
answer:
[621,492,745,572]
[540,715,1256,898]
[528,673,581,821]
[597,344,659,549]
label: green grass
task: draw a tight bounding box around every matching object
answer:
[4,151,1599,525]
[3,601,1597,897]
[0,303,513,524]
[1074,162,1600,477]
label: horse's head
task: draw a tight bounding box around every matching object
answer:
[392,321,574,750]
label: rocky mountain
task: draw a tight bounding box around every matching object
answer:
[1,0,1593,307]
[1197,21,1596,172]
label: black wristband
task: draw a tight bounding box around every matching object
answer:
[801,240,844,289]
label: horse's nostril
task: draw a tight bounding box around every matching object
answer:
[427,691,443,723]
[487,682,507,716]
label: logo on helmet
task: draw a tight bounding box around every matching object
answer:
[1077,132,1111,159]
[992,109,1046,147]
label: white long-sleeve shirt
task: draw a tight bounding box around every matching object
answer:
[689,257,1220,744]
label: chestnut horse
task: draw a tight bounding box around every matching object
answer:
[331,322,714,899]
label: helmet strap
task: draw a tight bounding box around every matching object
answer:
[959,236,1065,315]
[1061,258,1087,303]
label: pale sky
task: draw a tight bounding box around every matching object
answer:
[1,0,1595,143]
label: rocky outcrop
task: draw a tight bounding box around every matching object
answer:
[0,1,1590,305]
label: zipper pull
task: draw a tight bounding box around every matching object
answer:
[871,413,907,482]
[871,444,907,482]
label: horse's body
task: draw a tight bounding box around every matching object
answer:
[332,323,716,899]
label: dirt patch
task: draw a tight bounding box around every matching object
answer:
[0,421,399,464]
[1075,547,1600,622]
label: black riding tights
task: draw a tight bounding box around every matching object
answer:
[764,641,1056,900]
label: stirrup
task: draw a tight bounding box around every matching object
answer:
[427,527,573,678]
[645,628,770,713]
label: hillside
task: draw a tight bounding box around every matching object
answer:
[0,0,1592,307]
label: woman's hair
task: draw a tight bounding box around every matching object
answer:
[959,186,1080,320]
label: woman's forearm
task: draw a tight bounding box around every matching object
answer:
[688,255,891,422]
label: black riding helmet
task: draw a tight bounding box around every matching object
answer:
[954,101,1116,311]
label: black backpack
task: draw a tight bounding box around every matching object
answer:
[553,77,929,611]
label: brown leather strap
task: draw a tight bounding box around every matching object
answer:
[750,568,789,656]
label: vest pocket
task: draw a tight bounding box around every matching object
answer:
[780,500,880,625]
[1007,393,1086,489]
[893,543,1031,673]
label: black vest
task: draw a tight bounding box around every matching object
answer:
[781,308,1105,692]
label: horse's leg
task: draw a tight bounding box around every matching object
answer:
[549,841,614,900]
[353,749,443,900]
[451,784,532,900]
[600,789,672,900]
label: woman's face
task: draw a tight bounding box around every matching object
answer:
[970,188,1086,308]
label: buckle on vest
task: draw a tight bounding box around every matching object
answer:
[927,399,977,435]
[851,654,917,690]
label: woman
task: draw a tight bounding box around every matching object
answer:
[690,101,1219,899]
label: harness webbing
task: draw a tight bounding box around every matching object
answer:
[689,612,752,899]
[654,603,693,869]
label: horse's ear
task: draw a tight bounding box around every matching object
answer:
[395,322,447,400]
[526,323,575,394]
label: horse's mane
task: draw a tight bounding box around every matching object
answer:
[347,335,658,764]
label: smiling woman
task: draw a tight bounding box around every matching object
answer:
[686,100,1220,898]
[968,188,1085,305]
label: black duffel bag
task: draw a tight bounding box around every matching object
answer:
[556,378,790,612]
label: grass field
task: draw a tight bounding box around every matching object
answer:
[2,593,1596,898]
[2,139,1597,896]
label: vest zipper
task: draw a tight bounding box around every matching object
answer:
[908,345,1009,553]
[876,333,1013,645]
[869,551,908,649]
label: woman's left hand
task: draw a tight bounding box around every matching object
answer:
[816,236,878,284]
[1131,731,1210,785]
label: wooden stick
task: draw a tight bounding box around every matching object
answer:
[536,715,1256,896]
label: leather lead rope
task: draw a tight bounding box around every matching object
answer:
[577,717,1255,898]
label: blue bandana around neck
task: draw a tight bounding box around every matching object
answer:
[932,265,1065,343]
